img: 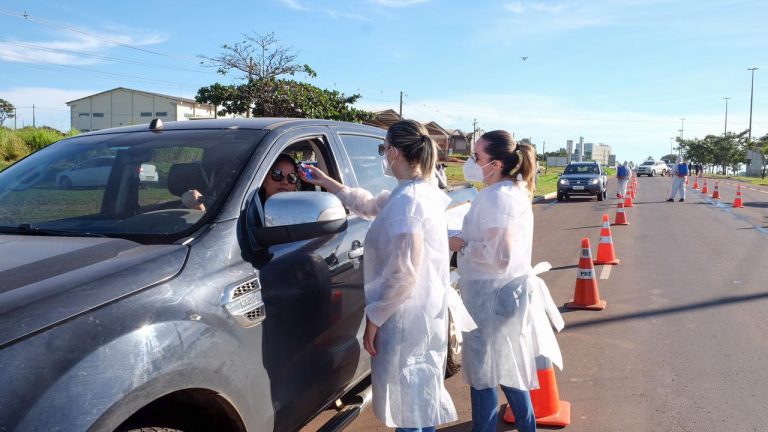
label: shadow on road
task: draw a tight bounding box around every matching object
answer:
[562,225,601,230]
[561,290,768,330]
[549,264,579,271]
[743,202,768,208]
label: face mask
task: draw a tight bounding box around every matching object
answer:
[380,147,395,177]
[463,158,493,183]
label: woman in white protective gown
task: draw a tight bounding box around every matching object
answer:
[449,130,563,432]
[301,119,475,432]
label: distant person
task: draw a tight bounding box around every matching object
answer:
[667,155,688,202]
[695,163,702,177]
[617,161,630,198]
[687,162,693,177]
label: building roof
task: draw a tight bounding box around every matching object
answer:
[363,109,402,130]
[66,87,210,106]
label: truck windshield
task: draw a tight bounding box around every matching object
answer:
[0,129,264,242]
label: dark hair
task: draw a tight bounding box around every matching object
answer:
[386,119,437,180]
[480,130,537,195]
[272,153,297,169]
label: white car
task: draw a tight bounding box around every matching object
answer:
[635,160,668,177]
[57,156,158,189]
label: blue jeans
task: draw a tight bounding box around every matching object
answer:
[395,428,435,432]
[470,385,536,432]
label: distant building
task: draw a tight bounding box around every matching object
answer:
[67,87,216,132]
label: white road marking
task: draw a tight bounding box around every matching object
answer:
[599,265,612,280]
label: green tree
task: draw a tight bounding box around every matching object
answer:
[750,133,768,178]
[196,33,373,122]
[0,98,15,127]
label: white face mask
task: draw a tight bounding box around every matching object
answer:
[463,158,493,183]
[381,147,396,177]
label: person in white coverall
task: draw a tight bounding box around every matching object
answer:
[301,119,475,432]
[667,155,687,202]
[617,160,631,198]
[449,130,563,432]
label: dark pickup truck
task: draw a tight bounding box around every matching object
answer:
[0,118,473,432]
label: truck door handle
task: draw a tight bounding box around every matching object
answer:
[348,240,364,259]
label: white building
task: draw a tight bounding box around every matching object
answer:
[67,87,216,132]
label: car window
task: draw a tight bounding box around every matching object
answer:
[337,134,397,196]
[0,129,264,240]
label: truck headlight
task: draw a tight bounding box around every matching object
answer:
[559,179,568,185]
[590,178,600,185]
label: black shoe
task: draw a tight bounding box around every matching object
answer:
[666,198,674,202]
[679,198,685,202]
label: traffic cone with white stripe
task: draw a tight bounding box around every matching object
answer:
[594,214,619,265]
[623,189,634,208]
[701,179,709,194]
[503,357,571,427]
[566,238,606,310]
[712,181,721,199]
[613,199,629,225]
[732,184,744,208]
[693,176,699,189]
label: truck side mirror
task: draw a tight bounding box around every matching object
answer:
[247,191,348,248]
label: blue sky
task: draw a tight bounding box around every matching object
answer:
[1,0,766,163]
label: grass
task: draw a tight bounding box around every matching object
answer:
[706,173,768,186]
[443,162,564,196]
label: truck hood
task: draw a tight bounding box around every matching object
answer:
[0,235,188,348]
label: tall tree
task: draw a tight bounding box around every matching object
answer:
[196,33,372,122]
[0,98,15,127]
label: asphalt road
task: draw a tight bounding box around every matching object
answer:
[306,175,768,432]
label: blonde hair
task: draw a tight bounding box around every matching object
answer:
[386,119,437,180]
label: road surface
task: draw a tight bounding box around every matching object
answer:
[305,175,768,431]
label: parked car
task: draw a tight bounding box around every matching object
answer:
[56,155,158,189]
[0,118,472,432]
[557,161,607,201]
[635,159,668,177]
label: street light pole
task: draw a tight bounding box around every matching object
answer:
[723,97,731,136]
[748,67,759,143]
[680,118,685,140]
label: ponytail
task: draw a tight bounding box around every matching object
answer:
[480,130,538,197]
[386,119,436,181]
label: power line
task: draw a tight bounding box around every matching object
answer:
[0,40,216,75]
[0,7,196,62]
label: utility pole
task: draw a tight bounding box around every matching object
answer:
[723,97,731,136]
[748,67,759,143]
[471,118,478,153]
[399,91,406,118]
[32,104,36,128]
[543,140,548,174]
[680,118,685,140]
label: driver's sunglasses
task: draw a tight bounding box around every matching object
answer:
[270,168,300,184]
[377,143,389,156]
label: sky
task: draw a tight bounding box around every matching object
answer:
[1,0,766,164]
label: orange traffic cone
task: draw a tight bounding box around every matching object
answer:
[733,184,744,208]
[567,238,606,310]
[712,181,721,199]
[693,176,699,190]
[701,179,709,194]
[594,214,619,265]
[503,358,571,427]
[623,192,634,208]
[613,200,629,225]
[631,184,636,200]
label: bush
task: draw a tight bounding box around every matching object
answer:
[0,128,30,162]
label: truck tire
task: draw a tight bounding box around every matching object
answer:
[445,311,462,378]
[557,192,564,201]
[597,190,604,201]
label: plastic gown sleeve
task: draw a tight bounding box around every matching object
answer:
[335,186,391,220]
[464,225,515,274]
[529,262,565,370]
[365,227,423,327]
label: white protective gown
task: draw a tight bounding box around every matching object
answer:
[336,179,459,428]
[458,179,563,391]
[669,157,687,200]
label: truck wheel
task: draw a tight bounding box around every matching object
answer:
[445,311,462,378]
[557,192,564,201]
[597,190,604,201]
